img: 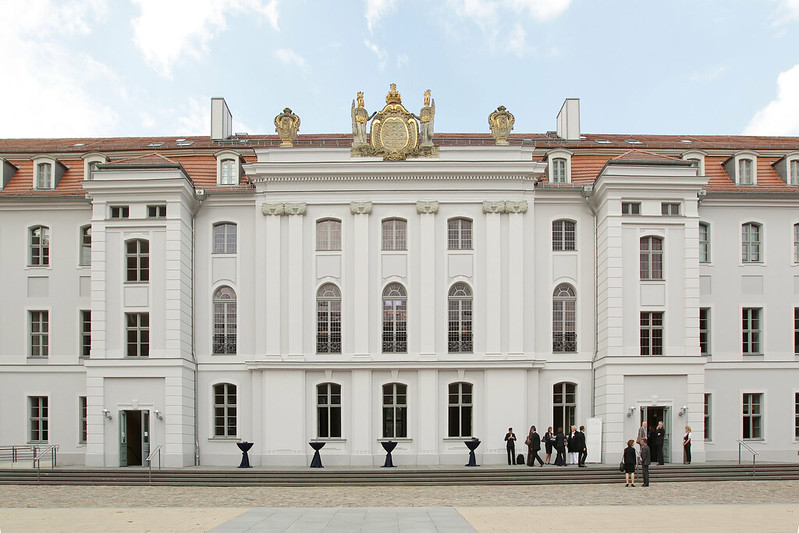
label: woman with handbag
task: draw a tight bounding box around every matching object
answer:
[543,426,554,464]
[623,439,637,486]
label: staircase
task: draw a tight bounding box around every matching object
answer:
[1,463,798,486]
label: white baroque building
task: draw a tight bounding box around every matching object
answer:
[1,94,798,468]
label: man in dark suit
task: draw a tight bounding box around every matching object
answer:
[527,426,544,466]
[504,428,517,465]
[577,425,588,467]
[653,421,665,465]
[554,427,566,466]
[640,438,651,486]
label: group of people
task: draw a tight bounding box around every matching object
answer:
[504,425,588,467]
[622,423,693,487]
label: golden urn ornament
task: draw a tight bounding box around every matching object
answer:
[488,105,515,145]
[275,108,300,147]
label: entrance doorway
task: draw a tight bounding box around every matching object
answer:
[119,410,150,467]
[640,406,670,463]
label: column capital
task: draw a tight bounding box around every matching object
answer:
[284,202,307,216]
[350,201,373,215]
[261,203,285,216]
[482,200,506,214]
[416,200,439,214]
[504,200,528,214]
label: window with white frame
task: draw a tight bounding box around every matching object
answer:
[382,283,407,353]
[742,307,762,355]
[213,383,237,437]
[552,284,576,353]
[81,310,91,358]
[621,202,640,215]
[742,393,762,439]
[29,396,48,442]
[791,160,799,185]
[699,308,710,355]
[219,159,237,185]
[147,205,166,218]
[447,218,472,250]
[125,239,149,282]
[110,206,129,219]
[741,222,761,263]
[640,311,663,355]
[551,157,567,183]
[126,312,149,357]
[30,310,49,357]
[381,218,407,251]
[552,220,575,251]
[704,393,712,441]
[317,284,341,353]
[640,236,663,280]
[29,225,50,266]
[382,383,407,439]
[35,162,52,189]
[317,383,342,438]
[447,382,472,438]
[794,223,799,263]
[213,223,237,254]
[661,202,680,216]
[699,222,710,263]
[316,219,342,251]
[794,307,798,355]
[448,282,473,353]
[795,392,799,440]
[213,287,237,355]
[738,158,754,184]
[79,225,91,266]
[79,396,87,443]
[553,382,576,433]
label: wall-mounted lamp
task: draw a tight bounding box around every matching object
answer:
[626,406,635,418]
[154,409,163,420]
[678,406,688,417]
[102,409,112,421]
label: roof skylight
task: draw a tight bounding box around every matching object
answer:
[147,142,165,148]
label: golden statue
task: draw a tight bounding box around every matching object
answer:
[419,89,435,147]
[489,105,515,145]
[274,108,300,147]
[351,91,372,147]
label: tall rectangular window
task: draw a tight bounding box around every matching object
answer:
[125,239,149,282]
[552,220,576,251]
[317,383,342,438]
[791,160,799,185]
[742,393,762,439]
[699,223,710,263]
[640,311,663,356]
[213,383,237,437]
[381,219,407,251]
[79,396,88,443]
[447,218,472,250]
[213,223,237,254]
[794,224,799,263]
[30,226,50,266]
[741,223,761,263]
[738,159,753,184]
[81,310,91,358]
[29,396,48,442]
[704,393,712,441]
[447,382,472,438]
[316,219,342,251]
[219,159,237,185]
[795,308,799,356]
[551,158,566,183]
[699,308,710,355]
[30,310,49,357]
[382,284,407,353]
[742,308,761,355]
[36,163,52,189]
[382,383,408,439]
[79,226,91,266]
[640,236,663,280]
[795,392,798,440]
[126,312,149,357]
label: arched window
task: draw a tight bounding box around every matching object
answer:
[382,383,407,438]
[553,284,576,353]
[213,223,237,254]
[79,225,91,266]
[551,157,567,183]
[552,220,575,251]
[699,222,710,263]
[316,219,341,251]
[213,383,237,437]
[742,222,761,263]
[317,382,341,438]
[382,283,407,353]
[213,287,237,354]
[317,284,342,353]
[29,225,50,266]
[640,236,663,280]
[448,283,473,353]
[448,218,472,250]
[219,159,237,185]
[553,382,576,432]
[448,382,473,437]
[382,218,407,251]
[125,239,149,282]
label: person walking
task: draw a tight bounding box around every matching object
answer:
[526,425,544,467]
[543,426,554,464]
[577,425,588,467]
[683,425,692,464]
[623,439,637,486]
[636,420,647,451]
[504,427,517,465]
[554,427,566,466]
[640,438,651,486]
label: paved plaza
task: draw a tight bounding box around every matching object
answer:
[0,480,797,532]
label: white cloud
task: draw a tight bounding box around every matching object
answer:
[744,64,799,135]
[131,0,279,78]
[396,53,409,69]
[774,0,799,22]
[364,0,397,33]
[0,0,119,137]
[364,38,388,70]
[508,0,572,20]
[689,65,728,83]
[274,48,307,68]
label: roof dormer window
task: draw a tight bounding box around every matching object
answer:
[681,150,706,176]
[36,162,52,189]
[791,160,799,185]
[724,151,758,185]
[215,151,241,186]
[773,152,799,186]
[82,153,108,181]
[31,156,66,190]
[546,149,572,184]
[738,158,753,184]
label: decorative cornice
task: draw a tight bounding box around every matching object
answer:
[261,202,307,216]
[504,200,528,213]
[482,200,506,214]
[349,201,373,215]
[416,200,439,214]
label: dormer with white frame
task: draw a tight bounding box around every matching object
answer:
[546,149,573,184]
[82,152,108,181]
[723,150,758,185]
[681,150,706,177]
[31,156,67,190]
[215,150,242,186]
[772,151,799,186]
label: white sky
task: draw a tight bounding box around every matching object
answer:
[1,0,798,138]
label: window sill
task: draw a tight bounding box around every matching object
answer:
[27,357,49,363]
[443,437,476,442]
[313,438,346,442]
[378,438,412,442]
[208,437,241,442]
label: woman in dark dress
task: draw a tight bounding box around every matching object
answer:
[554,427,566,466]
[623,439,637,486]
[544,426,554,464]
[683,425,692,464]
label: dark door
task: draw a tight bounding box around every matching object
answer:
[122,410,143,466]
[641,406,670,463]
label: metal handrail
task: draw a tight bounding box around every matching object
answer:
[737,439,759,476]
[146,445,163,483]
[33,445,59,481]
[0,445,35,464]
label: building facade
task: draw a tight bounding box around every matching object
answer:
[1,92,798,467]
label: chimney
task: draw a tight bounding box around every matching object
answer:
[211,97,232,140]
[556,98,580,141]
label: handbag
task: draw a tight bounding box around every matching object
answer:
[619,460,625,472]
[525,435,531,446]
